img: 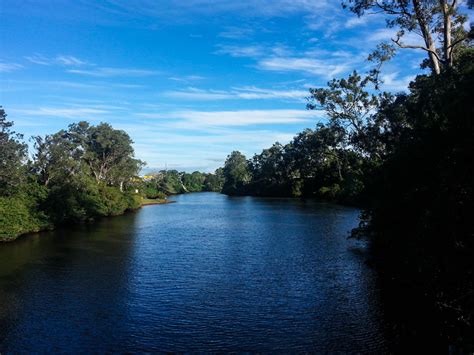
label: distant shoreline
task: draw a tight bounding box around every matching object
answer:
[141,198,176,206]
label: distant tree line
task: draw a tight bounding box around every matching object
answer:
[139,168,224,199]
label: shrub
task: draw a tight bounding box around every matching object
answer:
[0,194,49,240]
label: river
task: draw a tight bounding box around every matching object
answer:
[0,192,389,352]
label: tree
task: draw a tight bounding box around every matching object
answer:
[204,168,225,192]
[0,107,27,196]
[307,71,393,158]
[182,171,206,192]
[31,130,83,186]
[343,0,473,74]
[222,151,251,195]
[357,50,474,341]
[250,143,287,192]
[68,121,143,190]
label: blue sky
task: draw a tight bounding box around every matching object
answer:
[1,1,471,172]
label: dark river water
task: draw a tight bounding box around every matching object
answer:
[0,192,390,352]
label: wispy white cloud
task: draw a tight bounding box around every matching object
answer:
[102,0,332,20]
[56,55,89,66]
[380,72,415,92]
[168,75,206,82]
[367,28,424,45]
[214,45,266,58]
[215,42,362,79]
[12,107,109,119]
[2,80,145,94]
[218,26,255,39]
[345,16,370,28]
[215,44,294,59]
[137,109,321,127]
[257,57,349,77]
[163,86,308,101]
[163,88,233,100]
[67,67,160,77]
[24,54,51,65]
[344,12,385,29]
[0,62,23,72]
[25,54,89,66]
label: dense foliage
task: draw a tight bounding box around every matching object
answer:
[221,129,367,203]
[139,168,224,198]
[363,53,474,345]
[220,46,473,349]
[0,117,143,240]
[0,107,28,195]
[0,111,224,240]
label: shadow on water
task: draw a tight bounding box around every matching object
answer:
[0,212,141,352]
[0,192,450,352]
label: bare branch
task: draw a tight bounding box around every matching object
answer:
[391,37,443,63]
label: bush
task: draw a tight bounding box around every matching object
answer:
[143,186,167,199]
[0,194,49,240]
[124,192,142,210]
[99,185,129,216]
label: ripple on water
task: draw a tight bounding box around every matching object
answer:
[0,192,386,352]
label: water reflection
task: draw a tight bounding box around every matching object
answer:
[0,213,140,351]
[1,192,387,352]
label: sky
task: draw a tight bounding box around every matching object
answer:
[1,1,472,172]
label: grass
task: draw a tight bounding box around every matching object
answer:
[141,198,173,206]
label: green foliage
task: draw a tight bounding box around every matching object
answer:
[218,48,473,342]
[31,130,84,186]
[222,126,366,202]
[68,121,144,189]
[44,175,142,224]
[343,0,471,74]
[203,168,225,192]
[99,185,130,216]
[222,151,251,195]
[0,117,146,240]
[0,107,28,196]
[143,186,166,199]
[45,175,105,223]
[347,49,474,343]
[0,192,50,240]
[153,170,186,194]
[182,171,206,192]
[138,168,224,198]
[124,192,142,210]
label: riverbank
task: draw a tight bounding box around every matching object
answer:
[0,196,174,242]
[141,198,175,206]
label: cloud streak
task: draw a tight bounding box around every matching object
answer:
[67,67,160,77]
[163,86,308,101]
[137,109,322,127]
[257,57,349,77]
[25,54,89,66]
[0,62,23,72]
[12,107,109,119]
[102,0,332,20]
[214,43,362,79]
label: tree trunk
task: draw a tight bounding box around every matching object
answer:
[413,0,441,74]
[440,0,453,67]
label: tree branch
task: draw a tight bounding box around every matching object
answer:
[391,37,443,63]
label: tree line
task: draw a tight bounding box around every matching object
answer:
[140,169,224,199]
[0,115,225,240]
[0,114,225,241]
[0,117,144,240]
[221,0,473,347]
